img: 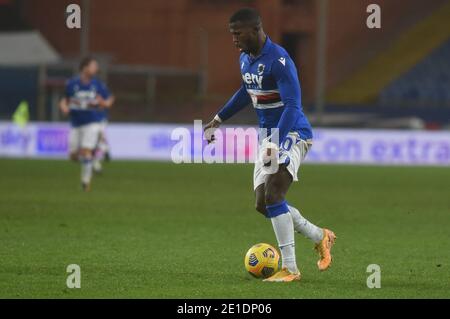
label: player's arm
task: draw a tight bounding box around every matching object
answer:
[95,95,115,109]
[271,56,302,147]
[58,97,70,116]
[216,84,251,122]
[204,84,251,142]
[93,81,115,109]
[59,81,73,116]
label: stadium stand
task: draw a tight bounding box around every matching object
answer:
[379,39,450,107]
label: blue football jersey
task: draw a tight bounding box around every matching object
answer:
[218,36,313,144]
[65,76,111,127]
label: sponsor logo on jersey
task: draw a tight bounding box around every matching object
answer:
[242,72,263,89]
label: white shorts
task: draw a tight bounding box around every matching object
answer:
[69,122,102,153]
[253,132,311,190]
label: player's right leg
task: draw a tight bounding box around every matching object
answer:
[254,184,267,216]
[263,164,301,282]
[68,127,80,162]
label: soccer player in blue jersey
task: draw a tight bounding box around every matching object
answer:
[59,57,114,191]
[204,8,336,282]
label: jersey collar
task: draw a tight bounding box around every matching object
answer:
[248,36,272,64]
[260,35,272,56]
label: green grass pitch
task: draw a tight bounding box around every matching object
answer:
[0,159,449,298]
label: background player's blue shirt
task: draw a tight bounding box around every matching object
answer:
[65,76,111,127]
[217,36,313,145]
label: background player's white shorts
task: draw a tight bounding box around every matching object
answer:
[69,122,102,153]
[253,132,311,190]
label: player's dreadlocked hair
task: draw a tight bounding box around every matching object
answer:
[79,56,96,71]
[229,8,262,28]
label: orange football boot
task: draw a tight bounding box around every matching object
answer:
[315,229,336,271]
[263,268,301,282]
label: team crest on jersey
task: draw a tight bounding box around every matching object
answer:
[257,63,265,75]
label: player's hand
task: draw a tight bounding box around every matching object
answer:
[59,99,70,115]
[69,99,80,106]
[203,118,221,144]
[94,95,115,108]
[89,96,103,107]
[60,105,70,116]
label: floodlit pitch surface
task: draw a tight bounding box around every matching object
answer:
[0,159,448,298]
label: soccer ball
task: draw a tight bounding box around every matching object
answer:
[244,243,280,278]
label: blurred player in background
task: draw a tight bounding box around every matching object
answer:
[204,8,336,282]
[59,57,115,191]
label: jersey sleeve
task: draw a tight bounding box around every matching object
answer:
[216,54,252,122]
[271,56,302,146]
[65,80,74,98]
[97,80,111,99]
[217,84,252,122]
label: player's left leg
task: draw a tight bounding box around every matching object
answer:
[263,164,301,282]
[92,131,104,174]
[285,139,336,271]
[93,121,111,173]
[99,134,111,162]
[78,123,101,191]
[79,147,94,191]
[288,204,336,271]
[99,120,111,162]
